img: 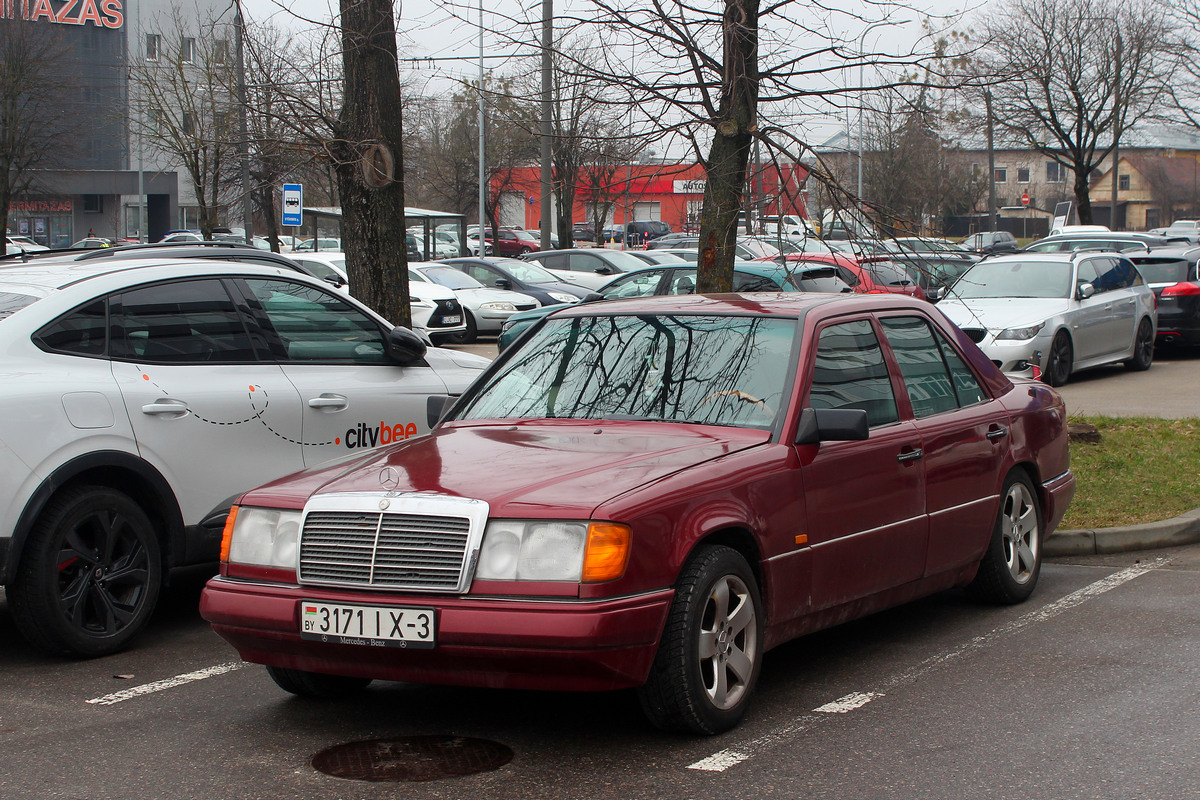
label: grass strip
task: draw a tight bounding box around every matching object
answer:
[1060,415,1200,530]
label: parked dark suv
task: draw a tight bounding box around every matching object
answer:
[626,220,671,246]
[960,230,1019,254]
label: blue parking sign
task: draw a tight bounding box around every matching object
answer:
[282,184,303,227]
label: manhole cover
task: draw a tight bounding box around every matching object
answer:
[311,735,513,782]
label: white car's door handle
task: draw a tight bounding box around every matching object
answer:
[141,399,189,415]
[308,394,348,410]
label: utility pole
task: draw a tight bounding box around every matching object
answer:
[539,0,553,247]
[478,0,485,240]
[986,90,996,232]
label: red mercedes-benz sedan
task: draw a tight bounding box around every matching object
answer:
[201,293,1074,734]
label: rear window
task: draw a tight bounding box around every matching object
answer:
[0,291,38,321]
[1131,258,1189,285]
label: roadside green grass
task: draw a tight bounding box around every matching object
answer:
[1060,415,1200,530]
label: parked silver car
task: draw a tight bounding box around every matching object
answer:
[936,252,1157,386]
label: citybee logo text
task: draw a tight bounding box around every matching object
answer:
[344,421,420,450]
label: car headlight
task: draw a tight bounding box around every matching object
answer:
[410,298,434,308]
[547,292,579,304]
[475,520,630,582]
[481,301,517,312]
[997,322,1045,340]
[220,506,302,568]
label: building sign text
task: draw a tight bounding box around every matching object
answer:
[1,1,124,29]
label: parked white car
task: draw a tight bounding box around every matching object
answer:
[0,256,491,657]
[936,251,1157,386]
[409,263,539,342]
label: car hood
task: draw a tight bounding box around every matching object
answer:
[455,287,538,306]
[241,420,768,518]
[937,297,1071,331]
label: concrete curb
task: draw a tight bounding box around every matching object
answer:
[1046,506,1200,557]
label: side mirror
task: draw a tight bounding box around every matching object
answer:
[794,407,869,445]
[581,292,605,303]
[323,274,346,288]
[927,286,945,302]
[427,394,457,428]
[384,326,428,365]
[1077,283,1096,300]
[495,278,512,290]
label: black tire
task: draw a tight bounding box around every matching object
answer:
[638,545,763,734]
[1124,318,1154,371]
[266,666,372,698]
[1044,331,1073,387]
[451,311,478,344]
[8,486,162,657]
[966,472,1043,604]
[518,246,532,255]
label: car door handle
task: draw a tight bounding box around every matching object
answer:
[308,394,348,410]
[896,448,923,463]
[141,399,189,416]
[986,426,1009,441]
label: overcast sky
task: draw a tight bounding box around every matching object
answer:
[238,0,980,146]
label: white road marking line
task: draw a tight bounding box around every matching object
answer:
[687,558,1168,773]
[813,691,883,714]
[86,662,246,706]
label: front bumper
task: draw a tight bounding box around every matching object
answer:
[201,577,673,691]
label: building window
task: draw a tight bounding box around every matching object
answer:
[182,112,195,136]
[146,33,161,61]
[994,168,1007,184]
[181,37,196,64]
[1118,174,1131,191]
[83,195,103,214]
[1017,167,1030,183]
[213,39,228,65]
[1047,161,1066,183]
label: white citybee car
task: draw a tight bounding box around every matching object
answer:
[0,257,491,657]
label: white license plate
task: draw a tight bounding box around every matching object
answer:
[443,315,462,324]
[300,601,435,649]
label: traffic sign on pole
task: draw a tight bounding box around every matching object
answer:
[1020,192,1031,207]
[282,184,303,227]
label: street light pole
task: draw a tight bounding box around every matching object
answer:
[234,0,253,244]
[477,0,485,243]
[539,0,553,247]
[856,21,891,215]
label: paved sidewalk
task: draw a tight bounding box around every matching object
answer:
[1046,506,1200,556]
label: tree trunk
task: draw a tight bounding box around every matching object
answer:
[1074,164,1093,225]
[335,0,409,327]
[696,0,760,293]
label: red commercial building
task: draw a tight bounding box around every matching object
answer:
[492,161,810,235]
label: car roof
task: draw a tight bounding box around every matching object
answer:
[543,291,923,319]
[0,256,327,295]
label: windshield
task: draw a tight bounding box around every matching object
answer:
[457,314,797,429]
[952,259,1073,299]
[489,258,561,284]
[1131,259,1189,284]
[602,249,656,271]
[421,266,484,289]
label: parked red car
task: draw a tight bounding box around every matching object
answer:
[483,228,541,256]
[765,252,927,300]
[202,293,1073,734]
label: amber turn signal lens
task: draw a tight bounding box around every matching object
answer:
[219,506,239,563]
[582,522,631,583]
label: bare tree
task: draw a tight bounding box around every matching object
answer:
[972,0,1182,224]
[0,19,73,235]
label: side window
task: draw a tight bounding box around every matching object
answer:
[567,253,603,271]
[35,299,107,356]
[604,270,666,299]
[242,279,386,363]
[834,266,861,288]
[1094,257,1136,291]
[667,269,698,294]
[734,271,782,291]
[880,317,959,419]
[538,253,569,270]
[1076,259,1100,293]
[935,332,988,407]
[807,319,899,428]
[111,280,256,363]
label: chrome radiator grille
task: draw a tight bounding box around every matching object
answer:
[299,510,473,591]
